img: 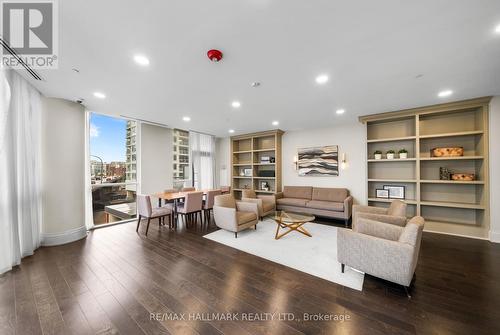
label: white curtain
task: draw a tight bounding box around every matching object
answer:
[0,70,42,274]
[84,110,94,229]
[190,131,216,190]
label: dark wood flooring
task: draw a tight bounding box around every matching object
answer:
[1,218,500,335]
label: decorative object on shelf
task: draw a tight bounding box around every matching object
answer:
[243,184,250,189]
[340,153,348,169]
[261,181,270,191]
[239,170,245,177]
[398,148,408,159]
[243,168,252,177]
[439,167,451,180]
[451,173,475,181]
[270,157,276,163]
[374,150,382,160]
[376,189,389,198]
[298,145,339,176]
[386,150,395,160]
[258,170,275,177]
[383,185,405,199]
[260,156,271,163]
[431,147,464,157]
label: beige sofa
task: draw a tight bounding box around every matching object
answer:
[337,216,425,297]
[275,186,353,226]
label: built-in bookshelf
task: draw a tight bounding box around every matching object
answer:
[359,97,491,239]
[230,130,283,199]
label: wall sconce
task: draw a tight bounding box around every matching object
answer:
[340,153,348,170]
[293,155,298,170]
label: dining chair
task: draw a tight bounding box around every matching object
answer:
[182,187,196,192]
[220,186,231,194]
[176,191,203,228]
[136,194,173,235]
[203,189,222,226]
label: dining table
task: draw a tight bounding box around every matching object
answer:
[152,189,229,227]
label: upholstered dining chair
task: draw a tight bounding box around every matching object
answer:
[220,186,231,194]
[136,194,173,235]
[203,189,222,225]
[213,194,259,238]
[241,189,276,220]
[352,200,407,229]
[182,187,196,192]
[176,191,203,228]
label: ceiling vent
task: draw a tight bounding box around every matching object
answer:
[0,37,43,81]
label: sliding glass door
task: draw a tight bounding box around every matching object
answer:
[87,112,139,226]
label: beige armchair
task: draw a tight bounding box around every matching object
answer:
[241,189,276,220]
[337,216,425,297]
[352,200,407,229]
[213,194,259,238]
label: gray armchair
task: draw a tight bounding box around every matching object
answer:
[241,189,276,220]
[352,200,407,229]
[213,194,259,238]
[337,216,425,297]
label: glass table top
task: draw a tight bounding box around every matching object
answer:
[272,211,315,223]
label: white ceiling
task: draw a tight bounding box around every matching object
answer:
[20,0,500,136]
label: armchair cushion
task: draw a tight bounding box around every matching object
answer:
[388,200,407,217]
[262,202,275,212]
[236,201,259,218]
[355,218,403,241]
[237,211,258,225]
[356,212,407,227]
[242,189,257,199]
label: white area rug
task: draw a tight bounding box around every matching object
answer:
[204,219,364,291]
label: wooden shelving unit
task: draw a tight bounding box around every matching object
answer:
[360,97,491,239]
[230,130,283,199]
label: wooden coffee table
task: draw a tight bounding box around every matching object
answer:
[272,211,315,240]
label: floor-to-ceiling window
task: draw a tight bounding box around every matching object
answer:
[88,113,139,225]
[173,128,191,188]
[190,131,216,190]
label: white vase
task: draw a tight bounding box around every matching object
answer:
[374,154,382,160]
[387,153,395,159]
[399,152,408,159]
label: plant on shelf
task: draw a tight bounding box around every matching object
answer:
[386,150,395,160]
[374,150,383,160]
[398,148,408,159]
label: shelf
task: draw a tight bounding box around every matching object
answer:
[254,177,276,179]
[233,150,252,154]
[419,156,483,161]
[419,130,483,139]
[368,198,417,204]
[368,179,417,183]
[233,176,252,179]
[253,148,276,152]
[420,180,484,185]
[368,158,416,162]
[255,190,275,194]
[253,163,276,166]
[233,163,252,166]
[420,201,485,210]
[367,136,416,143]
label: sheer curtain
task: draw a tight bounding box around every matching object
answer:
[190,131,216,190]
[0,70,42,274]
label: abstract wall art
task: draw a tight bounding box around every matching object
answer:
[298,145,339,176]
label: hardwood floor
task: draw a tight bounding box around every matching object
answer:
[1,219,500,335]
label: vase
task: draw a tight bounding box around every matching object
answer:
[387,153,395,159]
[374,154,382,160]
[399,152,408,159]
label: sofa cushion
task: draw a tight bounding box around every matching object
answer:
[237,211,257,225]
[276,197,308,207]
[283,186,313,199]
[306,200,344,212]
[312,187,349,202]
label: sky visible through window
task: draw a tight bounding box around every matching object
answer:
[90,113,126,162]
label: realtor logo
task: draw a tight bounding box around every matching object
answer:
[1,0,58,69]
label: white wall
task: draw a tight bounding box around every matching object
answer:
[41,97,87,244]
[215,137,231,187]
[140,123,173,196]
[489,97,500,242]
[282,123,367,204]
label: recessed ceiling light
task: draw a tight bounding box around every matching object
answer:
[251,82,261,87]
[315,74,329,84]
[133,54,150,66]
[93,92,106,99]
[231,101,241,108]
[272,121,279,126]
[495,24,500,34]
[336,109,345,115]
[438,90,453,98]
[228,129,235,133]
[182,116,191,122]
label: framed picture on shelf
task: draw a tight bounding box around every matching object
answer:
[243,168,252,177]
[376,189,389,198]
[383,185,405,199]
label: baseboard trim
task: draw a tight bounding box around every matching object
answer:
[489,231,500,243]
[423,229,489,241]
[41,225,87,246]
